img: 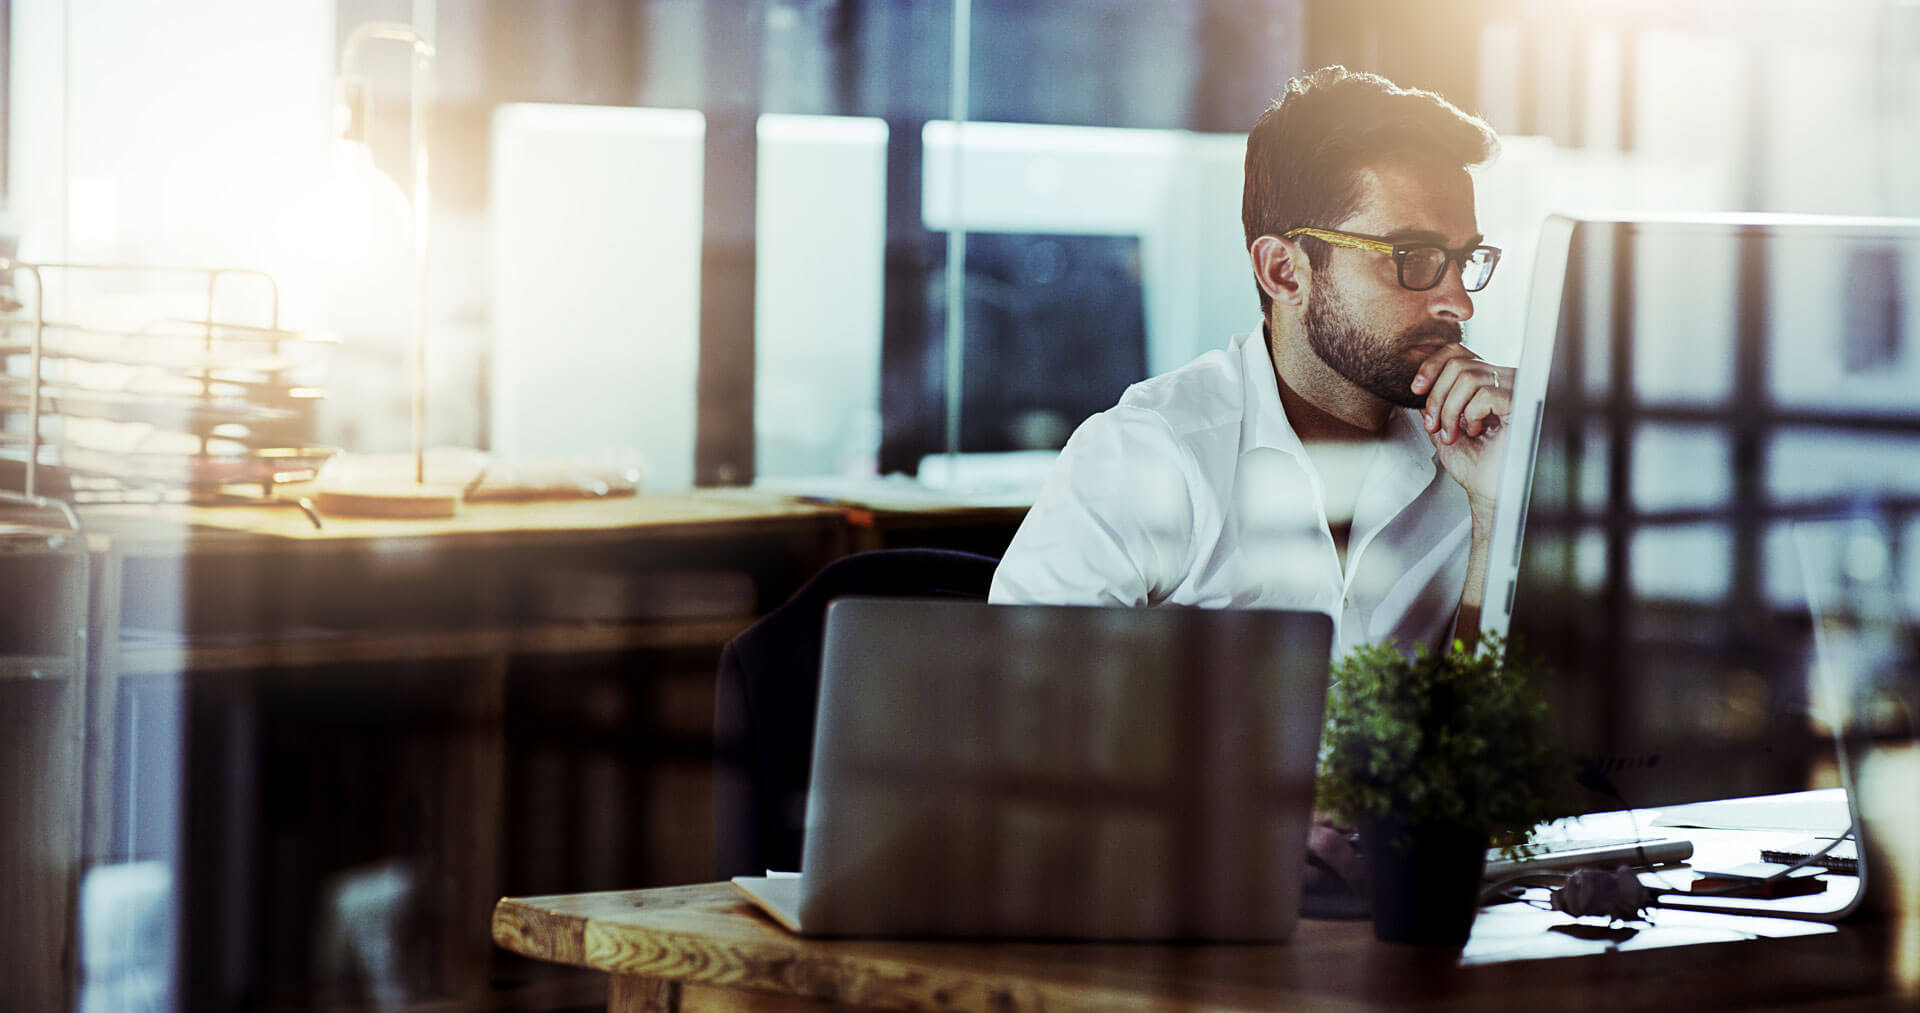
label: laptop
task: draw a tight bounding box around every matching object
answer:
[732,599,1334,940]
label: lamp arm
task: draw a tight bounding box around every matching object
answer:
[335,21,435,485]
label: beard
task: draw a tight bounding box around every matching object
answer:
[1304,272,1463,409]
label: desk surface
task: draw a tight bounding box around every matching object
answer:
[78,488,845,550]
[493,879,1895,1011]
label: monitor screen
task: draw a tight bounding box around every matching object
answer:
[895,231,1148,457]
[880,120,1252,476]
[1486,213,1920,810]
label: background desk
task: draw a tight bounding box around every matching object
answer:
[493,881,1896,1011]
[69,489,1026,1009]
[2,523,90,1012]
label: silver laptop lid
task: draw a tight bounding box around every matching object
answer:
[799,600,1333,940]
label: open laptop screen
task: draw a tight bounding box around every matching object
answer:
[1483,214,1920,810]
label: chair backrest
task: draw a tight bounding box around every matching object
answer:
[713,548,998,879]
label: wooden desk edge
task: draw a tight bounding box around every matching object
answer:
[494,896,592,968]
[489,887,1311,1012]
[77,489,848,553]
[492,883,1905,1013]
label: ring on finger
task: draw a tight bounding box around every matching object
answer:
[1491,370,1500,390]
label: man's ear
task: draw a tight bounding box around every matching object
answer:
[1250,234,1311,310]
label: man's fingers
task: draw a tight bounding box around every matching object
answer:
[1409,343,1477,396]
[1305,824,1369,891]
[1415,350,1479,424]
[1421,357,1477,440]
[1460,366,1515,438]
[1461,391,1502,438]
[1424,360,1512,444]
[1439,371,1490,439]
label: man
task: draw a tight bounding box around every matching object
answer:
[991,65,1512,898]
[990,66,1513,660]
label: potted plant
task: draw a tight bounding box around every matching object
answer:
[1315,634,1575,946]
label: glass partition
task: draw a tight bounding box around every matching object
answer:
[9,3,1920,1009]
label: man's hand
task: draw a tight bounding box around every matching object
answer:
[1411,344,1514,516]
[1304,813,1367,895]
[1412,345,1513,641]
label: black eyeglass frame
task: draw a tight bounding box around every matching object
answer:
[1280,226,1502,293]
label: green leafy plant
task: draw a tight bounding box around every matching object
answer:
[1315,634,1577,852]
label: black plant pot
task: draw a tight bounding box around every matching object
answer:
[1362,814,1489,946]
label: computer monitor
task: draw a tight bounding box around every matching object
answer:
[1484,213,1920,810]
[919,230,1149,456]
[490,110,1255,483]
[754,113,891,480]
[491,104,705,491]
[880,120,1252,473]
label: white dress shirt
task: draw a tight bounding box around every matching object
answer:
[990,328,1472,661]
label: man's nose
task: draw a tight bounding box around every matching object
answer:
[1427,261,1475,323]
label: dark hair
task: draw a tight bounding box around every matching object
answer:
[1242,66,1498,315]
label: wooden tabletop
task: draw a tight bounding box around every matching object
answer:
[493,881,1898,1011]
[76,488,844,553]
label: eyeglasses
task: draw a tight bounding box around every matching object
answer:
[1281,226,1501,293]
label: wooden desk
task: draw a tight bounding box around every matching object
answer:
[494,881,1899,1011]
[81,487,844,549]
[68,490,1024,1008]
[1,524,90,1012]
[837,501,1029,557]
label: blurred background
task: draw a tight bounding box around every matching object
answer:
[2,0,1918,1009]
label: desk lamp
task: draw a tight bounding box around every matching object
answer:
[311,21,468,518]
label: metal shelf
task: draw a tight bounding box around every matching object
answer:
[0,261,337,505]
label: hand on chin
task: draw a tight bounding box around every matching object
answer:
[1408,345,1514,508]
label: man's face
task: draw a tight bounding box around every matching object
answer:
[1300,160,1480,409]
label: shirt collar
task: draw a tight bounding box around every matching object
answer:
[1376,406,1443,508]
[1385,406,1440,470]
[1238,325,1440,476]
[1239,325,1307,460]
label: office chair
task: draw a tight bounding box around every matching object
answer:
[713,548,999,879]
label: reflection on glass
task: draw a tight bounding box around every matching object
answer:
[1631,425,1730,514]
[1771,432,1920,504]
[1769,234,1920,414]
[1629,525,1733,602]
[1630,232,1738,405]
[1507,217,1920,812]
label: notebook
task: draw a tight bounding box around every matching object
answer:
[732,599,1334,940]
[1759,837,1858,876]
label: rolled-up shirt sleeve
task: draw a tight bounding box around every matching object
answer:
[989,406,1196,607]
